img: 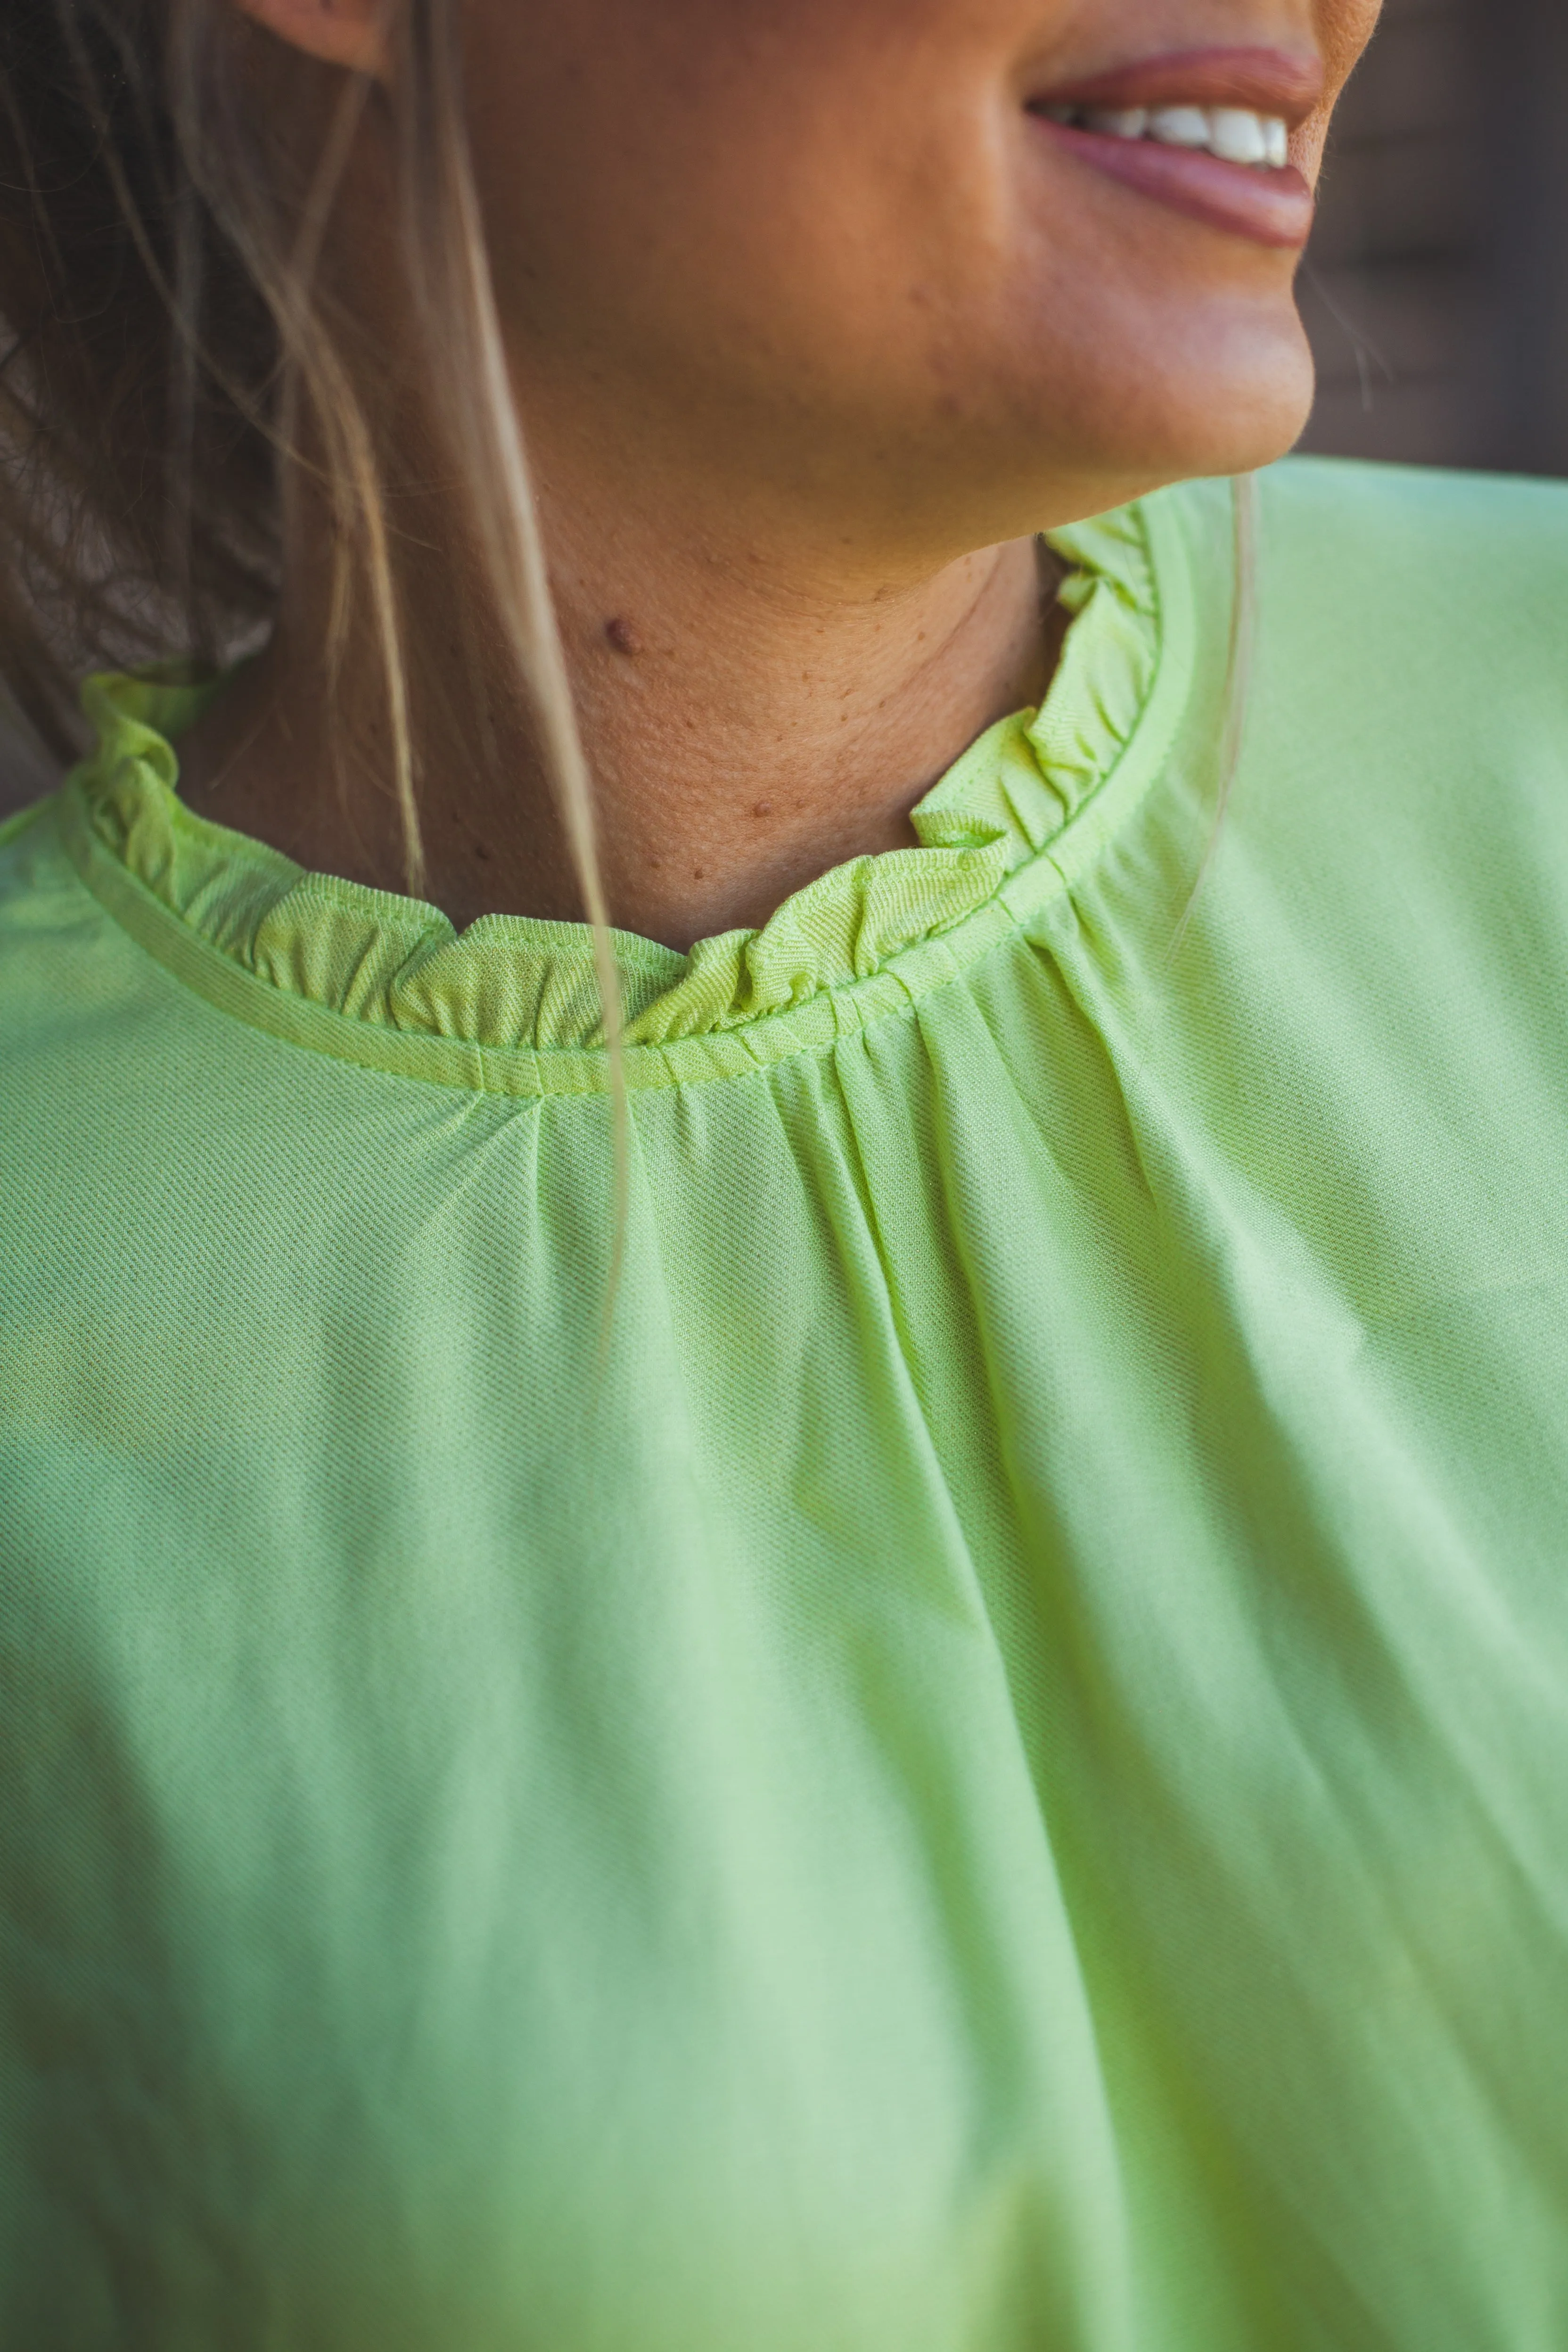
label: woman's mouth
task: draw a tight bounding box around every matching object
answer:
[1026,49,1321,251]
[1036,101,1290,172]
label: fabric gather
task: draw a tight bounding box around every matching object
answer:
[72,504,1160,1056]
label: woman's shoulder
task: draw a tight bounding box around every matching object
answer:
[1148,447,1568,556]
[1160,454,1568,684]
[0,775,138,1074]
[1256,447,1568,543]
[1264,455,1568,641]
[0,781,86,946]
[1141,458,1568,818]
[0,789,72,925]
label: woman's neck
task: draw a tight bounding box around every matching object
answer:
[181,464,1062,953]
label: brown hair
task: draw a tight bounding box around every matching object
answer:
[0,2,1250,1112]
[0,0,614,994]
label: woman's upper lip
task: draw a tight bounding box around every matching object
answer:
[1028,46,1325,129]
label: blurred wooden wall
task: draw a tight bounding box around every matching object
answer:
[1299,0,1568,476]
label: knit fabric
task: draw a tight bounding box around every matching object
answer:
[3,459,1567,2348]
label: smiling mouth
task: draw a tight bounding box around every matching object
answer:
[1034,102,1289,172]
[1025,47,1322,250]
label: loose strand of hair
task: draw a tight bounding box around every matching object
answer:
[1165,469,1259,968]
[398,0,629,1316]
[167,5,427,888]
[8,0,630,1308]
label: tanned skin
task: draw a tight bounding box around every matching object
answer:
[185,0,1381,950]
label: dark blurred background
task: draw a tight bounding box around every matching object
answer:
[1300,0,1568,475]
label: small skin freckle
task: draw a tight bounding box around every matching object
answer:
[692,867,705,881]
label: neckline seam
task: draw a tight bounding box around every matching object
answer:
[56,784,1039,1095]
[56,492,1195,1095]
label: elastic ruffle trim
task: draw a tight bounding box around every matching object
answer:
[70,501,1160,1055]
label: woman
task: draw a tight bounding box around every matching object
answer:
[2,0,1567,2342]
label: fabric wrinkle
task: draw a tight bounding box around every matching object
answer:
[6,461,1568,2346]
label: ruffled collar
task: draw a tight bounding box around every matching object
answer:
[60,496,1192,1083]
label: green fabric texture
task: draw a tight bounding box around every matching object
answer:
[2,458,1568,2348]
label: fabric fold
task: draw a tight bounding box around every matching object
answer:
[71,499,1166,1057]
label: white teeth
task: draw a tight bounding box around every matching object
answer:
[1083,107,1149,140]
[1039,99,1291,172]
[1146,105,1212,149]
[1207,107,1268,166]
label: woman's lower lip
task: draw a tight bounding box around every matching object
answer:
[1032,119,1313,251]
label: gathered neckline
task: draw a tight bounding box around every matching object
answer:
[55,495,1195,1096]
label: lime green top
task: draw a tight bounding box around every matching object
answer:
[3,459,1568,2350]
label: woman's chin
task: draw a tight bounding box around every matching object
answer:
[1039,329,1318,502]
